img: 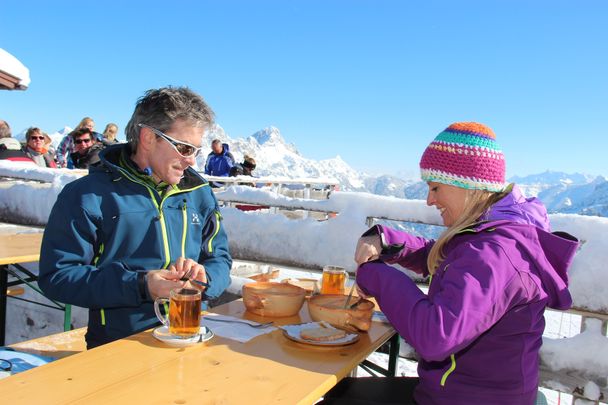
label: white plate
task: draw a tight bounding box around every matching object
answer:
[281,322,359,346]
[152,326,214,347]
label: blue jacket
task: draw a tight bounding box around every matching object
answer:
[39,144,232,348]
[204,143,235,177]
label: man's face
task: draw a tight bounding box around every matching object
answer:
[147,120,203,185]
[27,132,46,152]
[212,142,223,154]
[74,135,94,154]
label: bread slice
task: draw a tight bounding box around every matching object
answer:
[300,326,347,342]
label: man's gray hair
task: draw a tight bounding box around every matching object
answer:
[0,120,11,139]
[125,87,215,152]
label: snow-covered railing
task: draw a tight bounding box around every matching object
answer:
[1,162,607,402]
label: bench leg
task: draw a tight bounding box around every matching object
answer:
[63,304,72,331]
[0,265,7,346]
[388,333,400,376]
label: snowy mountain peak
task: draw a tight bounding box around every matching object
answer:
[251,126,283,145]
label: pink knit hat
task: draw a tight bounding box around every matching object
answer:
[419,122,506,192]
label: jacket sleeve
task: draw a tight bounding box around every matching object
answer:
[38,184,144,309]
[198,209,232,299]
[365,225,435,275]
[55,136,71,168]
[356,239,521,361]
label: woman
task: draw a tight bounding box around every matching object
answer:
[325,122,579,405]
[24,127,56,168]
[101,123,119,145]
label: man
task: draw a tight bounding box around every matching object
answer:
[204,139,235,177]
[39,87,232,348]
[24,127,56,168]
[0,119,36,165]
[68,127,104,169]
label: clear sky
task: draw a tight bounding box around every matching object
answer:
[1,0,606,178]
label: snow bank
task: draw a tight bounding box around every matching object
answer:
[1,162,607,312]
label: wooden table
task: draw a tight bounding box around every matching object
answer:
[0,232,43,345]
[1,299,397,404]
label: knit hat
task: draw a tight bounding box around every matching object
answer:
[419,122,506,192]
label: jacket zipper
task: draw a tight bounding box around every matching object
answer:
[440,354,456,386]
[181,202,188,258]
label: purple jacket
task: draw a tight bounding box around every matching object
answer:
[357,185,578,405]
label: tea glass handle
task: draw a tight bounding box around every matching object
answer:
[154,298,170,327]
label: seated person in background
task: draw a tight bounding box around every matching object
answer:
[69,128,104,169]
[0,119,36,165]
[56,117,103,168]
[24,127,57,168]
[101,123,120,146]
[204,139,235,177]
[229,155,256,177]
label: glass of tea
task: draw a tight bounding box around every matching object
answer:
[321,265,349,295]
[154,288,202,338]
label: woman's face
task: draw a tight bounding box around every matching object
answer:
[27,132,46,152]
[426,182,469,227]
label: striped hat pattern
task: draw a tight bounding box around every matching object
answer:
[419,122,506,192]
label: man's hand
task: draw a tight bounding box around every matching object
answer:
[146,270,185,300]
[354,235,382,265]
[168,257,208,292]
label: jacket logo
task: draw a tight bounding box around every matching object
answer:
[191,213,201,225]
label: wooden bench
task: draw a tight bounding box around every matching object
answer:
[9,327,87,360]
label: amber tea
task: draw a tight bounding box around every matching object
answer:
[321,266,348,295]
[154,288,202,338]
[169,289,201,337]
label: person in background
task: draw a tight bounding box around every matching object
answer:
[56,117,102,168]
[68,128,104,169]
[322,122,579,405]
[23,127,57,168]
[229,155,256,177]
[39,86,232,349]
[101,123,120,146]
[204,139,234,178]
[0,119,36,165]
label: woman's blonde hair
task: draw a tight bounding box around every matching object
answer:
[427,188,509,274]
[76,117,94,130]
[103,123,118,141]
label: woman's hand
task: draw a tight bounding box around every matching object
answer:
[354,235,382,265]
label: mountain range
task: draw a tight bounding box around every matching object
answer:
[18,125,608,217]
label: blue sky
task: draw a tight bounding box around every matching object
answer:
[1,1,606,178]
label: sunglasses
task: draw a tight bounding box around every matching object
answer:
[75,138,92,145]
[138,123,201,158]
[29,136,45,141]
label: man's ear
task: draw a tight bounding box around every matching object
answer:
[138,126,156,152]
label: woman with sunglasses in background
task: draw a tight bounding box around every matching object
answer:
[24,127,57,168]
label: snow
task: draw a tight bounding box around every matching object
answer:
[2,162,608,312]
[1,161,607,403]
[0,48,31,88]
[541,319,608,377]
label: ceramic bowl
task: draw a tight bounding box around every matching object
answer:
[242,282,307,317]
[307,294,375,332]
